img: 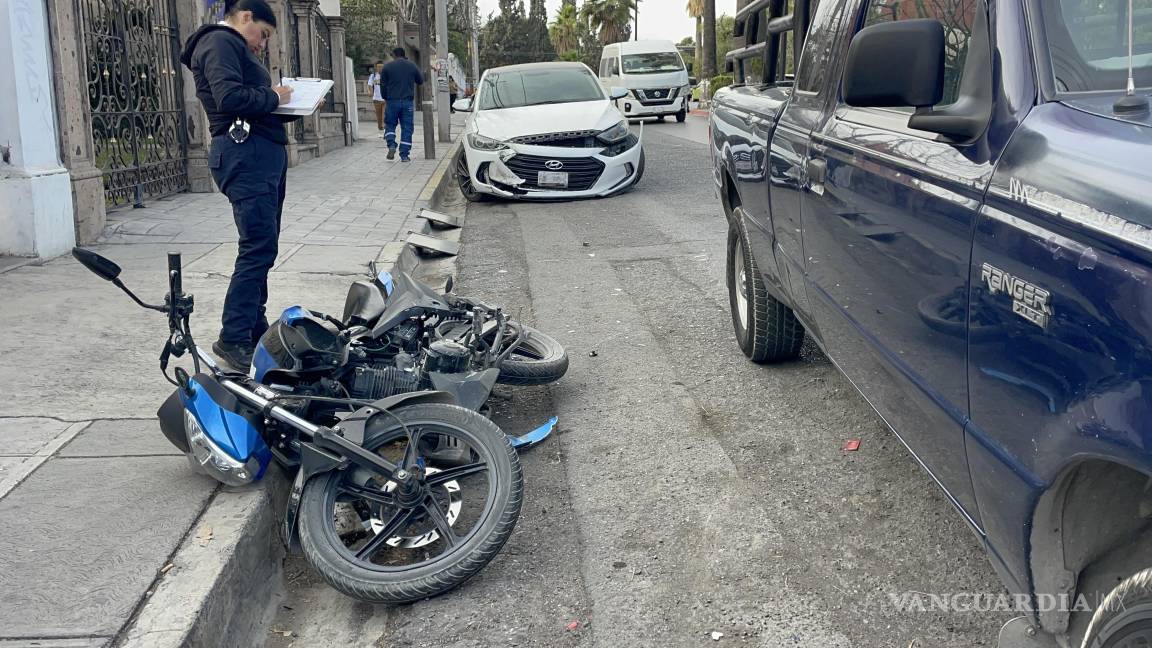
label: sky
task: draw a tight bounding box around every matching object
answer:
[476,0,739,45]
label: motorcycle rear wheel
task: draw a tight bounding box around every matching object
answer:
[297,403,522,604]
[494,325,569,386]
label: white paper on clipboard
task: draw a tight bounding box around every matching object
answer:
[272,77,334,116]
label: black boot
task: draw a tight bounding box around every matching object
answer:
[212,339,254,370]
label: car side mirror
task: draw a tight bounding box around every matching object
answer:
[72,247,122,282]
[452,98,472,112]
[843,19,945,109]
[609,86,629,100]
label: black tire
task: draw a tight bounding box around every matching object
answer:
[297,403,522,604]
[656,115,666,122]
[676,108,687,123]
[726,209,805,363]
[1081,568,1152,648]
[496,324,569,386]
[455,150,487,203]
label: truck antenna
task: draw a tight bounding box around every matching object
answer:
[1114,0,1149,114]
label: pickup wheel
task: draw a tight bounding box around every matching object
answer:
[727,212,805,363]
[1080,567,1152,648]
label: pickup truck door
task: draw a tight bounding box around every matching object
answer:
[800,0,997,527]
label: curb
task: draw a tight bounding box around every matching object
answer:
[111,136,466,648]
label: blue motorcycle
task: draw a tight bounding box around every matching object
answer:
[73,248,523,604]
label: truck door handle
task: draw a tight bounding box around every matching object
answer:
[806,158,827,186]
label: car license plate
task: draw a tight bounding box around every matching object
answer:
[537,171,568,188]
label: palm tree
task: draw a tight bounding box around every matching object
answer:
[549,3,581,54]
[685,0,703,76]
[701,0,716,79]
[581,0,636,44]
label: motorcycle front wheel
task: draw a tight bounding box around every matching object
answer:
[493,324,569,386]
[296,403,522,604]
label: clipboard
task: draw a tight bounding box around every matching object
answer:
[273,77,334,116]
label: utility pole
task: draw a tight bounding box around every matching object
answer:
[470,0,480,89]
[435,0,450,142]
[634,3,638,40]
[418,0,436,159]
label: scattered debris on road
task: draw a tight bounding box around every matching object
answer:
[711,631,724,641]
[195,526,214,546]
[843,439,861,452]
[566,621,580,631]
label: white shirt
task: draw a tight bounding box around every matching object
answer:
[367,72,383,102]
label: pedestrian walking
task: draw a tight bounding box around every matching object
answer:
[180,0,296,369]
[380,47,424,162]
[367,62,385,130]
[449,77,459,112]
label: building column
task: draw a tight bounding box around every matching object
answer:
[326,14,349,145]
[44,0,106,243]
[176,0,214,193]
[0,0,77,258]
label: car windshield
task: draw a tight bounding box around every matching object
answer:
[477,68,605,110]
[1040,0,1152,93]
[621,52,685,74]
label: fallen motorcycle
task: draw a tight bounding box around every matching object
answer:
[72,247,523,604]
[248,264,568,446]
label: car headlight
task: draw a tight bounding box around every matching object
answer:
[185,410,258,486]
[598,120,630,144]
[468,133,507,151]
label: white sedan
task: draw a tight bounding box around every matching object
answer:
[452,62,644,201]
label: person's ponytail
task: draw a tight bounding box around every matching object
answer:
[224,0,277,28]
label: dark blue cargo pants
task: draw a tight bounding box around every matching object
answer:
[208,134,288,346]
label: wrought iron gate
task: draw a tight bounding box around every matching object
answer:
[82,0,189,208]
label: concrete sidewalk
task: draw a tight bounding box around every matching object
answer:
[0,118,462,647]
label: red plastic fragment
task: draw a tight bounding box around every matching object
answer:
[566,621,580,631]
[843,439,861,452]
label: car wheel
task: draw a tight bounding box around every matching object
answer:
[455,149,486,203]
[676,108,687,123]
[656,115,666,122]
[1080,568,1152,648]
[727,210,805,363]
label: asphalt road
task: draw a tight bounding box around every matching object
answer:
[268,123,1011,647]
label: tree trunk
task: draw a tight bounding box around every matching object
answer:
[701,0,717,79]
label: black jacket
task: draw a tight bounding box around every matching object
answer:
[381,58,424,101]
[180,25,290,145]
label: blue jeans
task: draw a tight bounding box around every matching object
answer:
[208,134,288,345]
[384,99,415,157]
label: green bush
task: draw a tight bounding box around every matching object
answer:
[711,75,733,92]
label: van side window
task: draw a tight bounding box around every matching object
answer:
[856,0,977,108]
[610,57,620,76]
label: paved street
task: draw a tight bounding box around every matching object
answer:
[269,122,1011,646]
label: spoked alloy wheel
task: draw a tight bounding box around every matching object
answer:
[297,403,522,603]
[456,151,486,202]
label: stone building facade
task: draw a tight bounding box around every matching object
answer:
[0,0,349,258]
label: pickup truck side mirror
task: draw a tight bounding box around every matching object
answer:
[843,11,993,143]
[843,19,945,109]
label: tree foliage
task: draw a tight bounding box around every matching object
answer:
[343,0,398,66]
[581,0,636,45]
[479,0,556,70]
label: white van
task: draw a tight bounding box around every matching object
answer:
[599,40,691,122]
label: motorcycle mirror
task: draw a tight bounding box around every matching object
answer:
[72,247,122,282]
[445,276,455,294]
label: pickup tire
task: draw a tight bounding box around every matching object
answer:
[726,211,805,363]
[1080,567,1152,648]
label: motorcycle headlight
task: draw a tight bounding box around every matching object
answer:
[468,133,507,151]
[598,120,630,144]
[185,410,258,487]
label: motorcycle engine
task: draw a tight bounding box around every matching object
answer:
[348,364,420,400]
[423,340,472,374]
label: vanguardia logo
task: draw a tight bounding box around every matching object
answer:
[887,591,1120,614]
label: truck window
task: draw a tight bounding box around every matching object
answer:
[1039,0,1152,93]
[795,0,850,93]
[857,0,978,108]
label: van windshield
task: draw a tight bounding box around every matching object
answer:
[621,52,684,74]
[1039,0,1152,93]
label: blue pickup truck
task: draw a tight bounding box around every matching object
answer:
[710,1,1152,646]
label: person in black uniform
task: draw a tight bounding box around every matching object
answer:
[180,0,295,369]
